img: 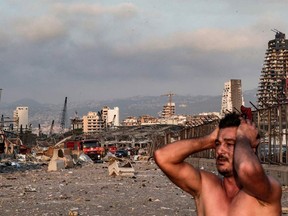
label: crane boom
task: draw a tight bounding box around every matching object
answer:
[161,92,175,106]
[160,92,176,118]
[49,120,54,136]
[59,97,68,133]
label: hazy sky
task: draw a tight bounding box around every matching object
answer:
[0,0,287,104]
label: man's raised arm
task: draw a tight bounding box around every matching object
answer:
[154,128,218,196]
[234,119,282,204]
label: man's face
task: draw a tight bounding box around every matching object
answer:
[215,127,237,177]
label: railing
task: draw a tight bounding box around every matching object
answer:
[167,104,288,165]
[255,103,288,165]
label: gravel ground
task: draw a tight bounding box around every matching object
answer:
[0,160,288,216]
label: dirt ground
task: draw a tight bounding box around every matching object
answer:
[1,160,288,216]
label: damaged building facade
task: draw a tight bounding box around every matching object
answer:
[256,30,288,164]
[80,106,120,133]
[220,79,243,117]
[258,30,288,108]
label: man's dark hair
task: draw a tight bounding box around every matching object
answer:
[219,112,241,129]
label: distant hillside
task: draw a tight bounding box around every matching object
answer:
[0,89,257,131]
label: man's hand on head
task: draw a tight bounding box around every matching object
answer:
[208,127,219,149]
[237,118,260,149]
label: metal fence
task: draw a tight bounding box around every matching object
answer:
[255,103,288,165]
[175,104,288,165]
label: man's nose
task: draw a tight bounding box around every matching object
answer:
[216,144,226,154]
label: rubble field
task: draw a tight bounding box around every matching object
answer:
[0,161,196,216]
[1,160,288,216]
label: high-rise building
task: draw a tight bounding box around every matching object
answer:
[161,103,175,118]
[13,107,29,131]
[101,106,120,127]
[82,111,103,133]
[220,79,243,117]
[161,93,175,118]
[258,30,288,108]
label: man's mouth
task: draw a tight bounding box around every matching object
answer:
[216,156,228,164]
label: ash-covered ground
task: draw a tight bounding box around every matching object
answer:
[1,160,288,216]
[0,161,196,216]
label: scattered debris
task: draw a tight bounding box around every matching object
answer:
[68,208,79,216]
[134,155,152,162]
[48,148,74,172]
[24,185,37,192]
[78,153,94,163]
[108,158,135,177]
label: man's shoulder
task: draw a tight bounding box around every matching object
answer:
[199,169,219,177]
[199,170,222,184]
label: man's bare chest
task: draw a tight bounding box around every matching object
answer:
[197,189,274,216]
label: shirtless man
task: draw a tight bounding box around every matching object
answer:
[154,113,282,215]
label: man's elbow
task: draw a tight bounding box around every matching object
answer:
[154,148,171,169]
[153,148,163,166]
[237,162,264,181]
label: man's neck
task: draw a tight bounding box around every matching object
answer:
[222,177,240,200]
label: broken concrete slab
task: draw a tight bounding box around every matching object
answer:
[47,148,74,171]
[108,158,135,177]
[48,159,65,171]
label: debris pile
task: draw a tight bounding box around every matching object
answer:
[1,136,153,175]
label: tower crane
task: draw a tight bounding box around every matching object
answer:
[38,124,42,137]
[59,97,68,133]
[49,120,54,136]
[160,92,176,118]
[161,92,175,106]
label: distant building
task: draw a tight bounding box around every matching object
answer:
[258,30,288,108]
[158,114,187,125]
[70,116,83,131]
[101,106,120,127]
[13,106,29,131]
[161,102,175,118]
[139,115,158,125]
[122,116,138,126]
[220,79,243,117]
[82,111,103,133]
[161,92,176,118]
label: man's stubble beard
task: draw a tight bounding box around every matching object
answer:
[217,168,234,177]
[216,156,234,177]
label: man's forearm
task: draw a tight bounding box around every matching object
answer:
[154,134,215,165]
[234,134,274,201]
[234,136,265,184]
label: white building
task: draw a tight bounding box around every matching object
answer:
[13,106,29,131]
[102,106,120,127]
[220,79,244,117]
